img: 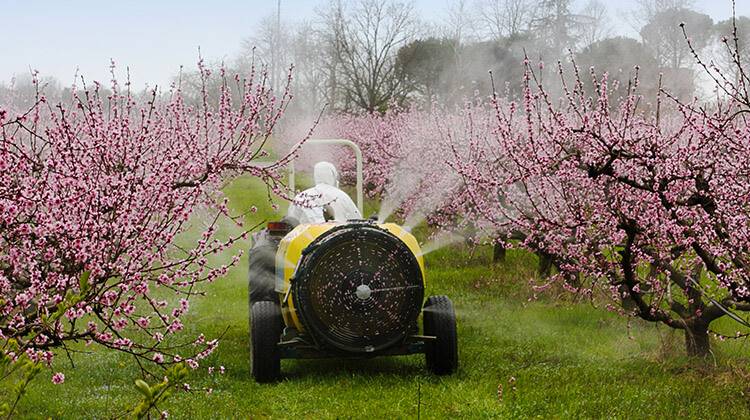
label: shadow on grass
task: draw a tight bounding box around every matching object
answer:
[281,355,426,381]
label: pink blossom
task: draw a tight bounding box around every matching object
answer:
[0,60,301,372]
[52,372,65,384]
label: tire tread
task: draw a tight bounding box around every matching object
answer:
[423,295,458,375]
[251,301,283,382]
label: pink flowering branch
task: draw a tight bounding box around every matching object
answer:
[453,15,750,356]
[0,59,305,375]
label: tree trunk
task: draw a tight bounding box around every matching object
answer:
[538,253,553,278]
[684,321,710,357]
[493,241,506,264]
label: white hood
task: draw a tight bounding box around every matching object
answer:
[313,161,339,188]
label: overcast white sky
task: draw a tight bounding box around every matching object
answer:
[1,0,748,89]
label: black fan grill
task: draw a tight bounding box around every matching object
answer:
[292,222,424,353]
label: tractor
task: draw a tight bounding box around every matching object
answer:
[248,139,458,382]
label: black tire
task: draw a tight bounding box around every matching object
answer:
[423,295,458,375]
[248,230,279,305]
[251,301,283,383]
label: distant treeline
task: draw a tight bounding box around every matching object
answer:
[2,0,747,114]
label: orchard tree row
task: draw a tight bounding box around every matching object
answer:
[316,8,750,358]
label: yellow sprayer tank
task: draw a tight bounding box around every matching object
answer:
[275,221,425,336]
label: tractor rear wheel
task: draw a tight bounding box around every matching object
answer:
[250,301,283,383]
[423,295,458,375]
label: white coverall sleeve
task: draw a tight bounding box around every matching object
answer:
[286,184,361,224]
[287,188,326,224]
[317,184,362,221]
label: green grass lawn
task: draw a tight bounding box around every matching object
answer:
[8,176,750,419]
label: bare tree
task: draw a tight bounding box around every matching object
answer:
[239,14,291,93]
[316,0,347,110]
[288,22,329,113]
[333,0,417,112]
[577,0,610,49]
[476,0,531,40]
[631,0,694,30]
[640,6,713,69]
[238,8,332,115]
[443,0,475,44]
[441,0,477,89]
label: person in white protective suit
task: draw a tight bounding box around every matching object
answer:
[249,162,361,304]
[286,161,361,224]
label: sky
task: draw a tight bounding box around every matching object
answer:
[1,0,748,89]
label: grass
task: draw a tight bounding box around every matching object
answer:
[7,176,750,418]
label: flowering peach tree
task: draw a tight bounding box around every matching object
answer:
[0,60,298,395]
[453,21,750,356]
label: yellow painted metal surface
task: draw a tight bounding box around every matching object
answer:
[380,223,426,276]
[275,222,425,331]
